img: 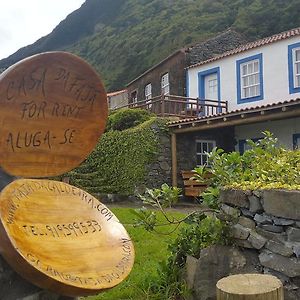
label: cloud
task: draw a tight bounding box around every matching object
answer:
[0,0,85,59]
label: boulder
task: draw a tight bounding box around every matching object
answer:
[186,245,261,300]
[220,189,249,208]
[262,190,300,220]
[259,250,300,277]
[249,195,263,213]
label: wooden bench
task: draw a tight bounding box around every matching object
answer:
[181,170,211,197]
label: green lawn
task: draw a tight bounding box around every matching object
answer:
[83,207,186,300]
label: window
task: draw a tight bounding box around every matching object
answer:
[131,90,137,103]
[144,83,152,100]
[288,42,300,94]
[161,73,170,95]
[236,53,263,104]
[293,133,300,150]
[238,137,261,154]
[196,140,216,166]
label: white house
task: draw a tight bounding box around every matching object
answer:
[169,27,300,163]
[167,28,300,184]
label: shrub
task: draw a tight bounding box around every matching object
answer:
[68,117,168,195]
[106,108,153,131]
[151,216,230,299]
[194,131,300,191]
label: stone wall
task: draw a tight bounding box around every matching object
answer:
[144,124,172,189]
[187,29,246,66]
[220,189,300,300]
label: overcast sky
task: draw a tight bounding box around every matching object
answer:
[0,0,86,59]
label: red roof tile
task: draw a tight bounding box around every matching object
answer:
[107,89,127,97]
[167,98,300,127]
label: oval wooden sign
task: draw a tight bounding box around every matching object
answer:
[0,52,108,177]
[0,179,134,296]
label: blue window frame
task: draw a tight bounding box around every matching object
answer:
[293,133,300,150]
[238,137,261,154]
[236,53,264,104]
[197,67,221,114]
[288,42,300,94]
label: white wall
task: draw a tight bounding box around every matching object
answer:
[234,117,300,149]
[187,36,300,112]
[108,92,128,109]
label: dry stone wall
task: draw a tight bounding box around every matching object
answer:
[220,189,300,299]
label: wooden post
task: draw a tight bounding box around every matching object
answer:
[216,274,284,300]
[171,133,177,187]
[161,94,165,117]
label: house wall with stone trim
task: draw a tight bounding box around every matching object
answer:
[187,35,300,111]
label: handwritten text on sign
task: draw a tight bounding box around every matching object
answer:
[0,52,108,177]
[0,179,134,293]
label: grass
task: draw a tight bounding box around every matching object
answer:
[83,207,186,300]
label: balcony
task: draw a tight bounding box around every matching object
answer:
[114,94,228,119]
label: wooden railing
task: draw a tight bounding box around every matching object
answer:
[114,94,228,118]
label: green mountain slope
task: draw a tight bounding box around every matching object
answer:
[0,0,299,91]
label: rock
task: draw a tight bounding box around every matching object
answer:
[254,213,272,224]
[249,195,263,213]
[262,190,300,220]
[244,190,252,196]
[231,224,251,240]
[248,231,267,249]
[221,204,240,217]
[159,161,171,171]
[260,224,284,233]
[253,190,262,198]
[265,240,294,257]
[0,168,15,191]
[285,242,300,258]
[235,239,254,249]
[287,227,300,242]
[259,250,300,277]
[241,208,255,218]
[263,267,290,284]
[273,217,295,226]
[185,255,199,289]
[284,289,300,300]
[238,216,256,229]
[220,189,249,208]
[256,227,287,242]
[190,245,260,300]
[295,222,300,228]
[0,256,74,300]
[293,244,300,258]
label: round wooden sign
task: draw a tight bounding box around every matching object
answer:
[0,52,108,177]
[0,179,134,296]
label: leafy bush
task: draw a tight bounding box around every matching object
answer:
[138,183,182,208]
[68,117,168,195]
[106,108,153,131]
[134,183,230,299]
[194,131,300,191]
[151,216,230,299]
